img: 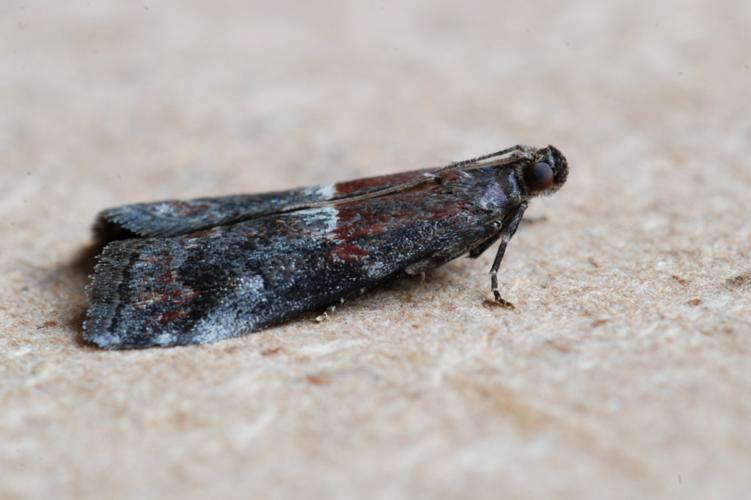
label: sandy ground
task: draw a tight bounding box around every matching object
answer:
[1,1,750,499]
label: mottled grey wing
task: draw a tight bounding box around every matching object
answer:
[95,170,430,240]
[84,183,495,349]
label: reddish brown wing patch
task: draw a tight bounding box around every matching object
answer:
[334,170,430,196]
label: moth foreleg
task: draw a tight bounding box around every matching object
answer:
[489,202,528,308]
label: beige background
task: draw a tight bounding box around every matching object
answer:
[2,1,750,499]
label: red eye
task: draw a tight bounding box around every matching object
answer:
[523,162,555,192]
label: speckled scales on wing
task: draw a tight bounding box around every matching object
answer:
[84,177,500,349]
[84,145,569,349]
[94,169,431,240]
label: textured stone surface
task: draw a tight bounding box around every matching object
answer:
[1,1,749,499]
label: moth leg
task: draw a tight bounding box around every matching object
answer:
[314,296,347,323]
[315,305,335,323]
[489,202,528,308]
[471,215,546,260]
[520,215,547,227]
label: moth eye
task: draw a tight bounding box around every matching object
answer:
[523,162,555,192]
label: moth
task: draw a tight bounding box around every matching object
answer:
[84,144,568,349]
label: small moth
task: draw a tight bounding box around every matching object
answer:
[85,144,568,348]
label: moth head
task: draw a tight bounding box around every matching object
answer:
[520,145,568,197]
